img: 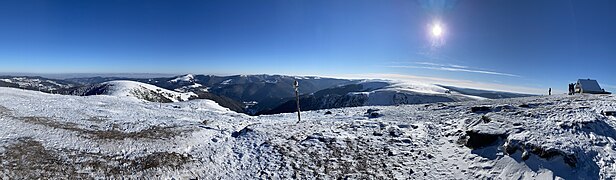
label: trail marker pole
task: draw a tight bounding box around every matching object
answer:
[157,89,162,109]
[294,80,301,123]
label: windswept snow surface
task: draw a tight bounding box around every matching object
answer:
[173,99,232,113]
[0,87,615,179]
[101,80,197,102]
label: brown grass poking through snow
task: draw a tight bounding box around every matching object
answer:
[0,137,87,178]
[0,137,193,178]
[0,105,11,116]
[16,116,193,140]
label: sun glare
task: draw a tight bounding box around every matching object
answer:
[431,23,443,37]
[429,21,446,48]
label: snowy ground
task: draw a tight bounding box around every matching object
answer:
[0,87,615,179]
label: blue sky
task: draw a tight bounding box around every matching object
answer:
[0,0,615,93]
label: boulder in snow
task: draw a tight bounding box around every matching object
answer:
[231,126,254,138]
[471,106,492,113]
[462,129,507,149]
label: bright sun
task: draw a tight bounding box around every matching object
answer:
[431,23,443,37]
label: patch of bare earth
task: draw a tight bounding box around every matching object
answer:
[86,116,109,123]
[87,126,192,140]
[70,151,192,177]
[0,137,192,178]
[0,105,11,116]
[17,116,193,140]
[0,137,87,178]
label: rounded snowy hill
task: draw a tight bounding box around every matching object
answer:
[81,80,198,103]
[0,87,615,179]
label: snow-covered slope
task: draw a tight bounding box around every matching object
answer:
[93,80,197,102]
[360,80,487,105]
[1,87,614,179]
[172,99,231,113]
[169,74,195,83]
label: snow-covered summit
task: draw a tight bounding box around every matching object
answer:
[99,80,197,102]
[169,74,195,83]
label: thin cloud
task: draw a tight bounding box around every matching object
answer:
[415,62,443,66]
[448,64,468,69]
[388,62,521,78]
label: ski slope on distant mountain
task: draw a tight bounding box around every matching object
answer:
[0,87,615,179]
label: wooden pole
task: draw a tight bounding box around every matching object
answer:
[294,80,301,123]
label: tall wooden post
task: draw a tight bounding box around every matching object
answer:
[294,80,301,123]
[157,89,162,109]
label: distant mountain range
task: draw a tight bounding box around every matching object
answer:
[0,74,536,115]
[0,76,80,93]
[259,80,493,115]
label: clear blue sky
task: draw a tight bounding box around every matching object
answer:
[0,0,614,93]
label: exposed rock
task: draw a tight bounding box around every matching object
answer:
[388,151,395,156]
[504,139,577,167]
[519,104,531,108]
[304,133,336,143]
[231,126,254,138]
[471,106,492,113]
[603,111,616,117]
[471,105,514,113]
[389,127,404,137]
[397,124,411,128]
[462,129,507,149]
[481,116,491,123]
[366,108,381,118]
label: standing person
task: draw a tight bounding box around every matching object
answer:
[549,88,552,95]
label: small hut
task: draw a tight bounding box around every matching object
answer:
[575,79,609,94]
